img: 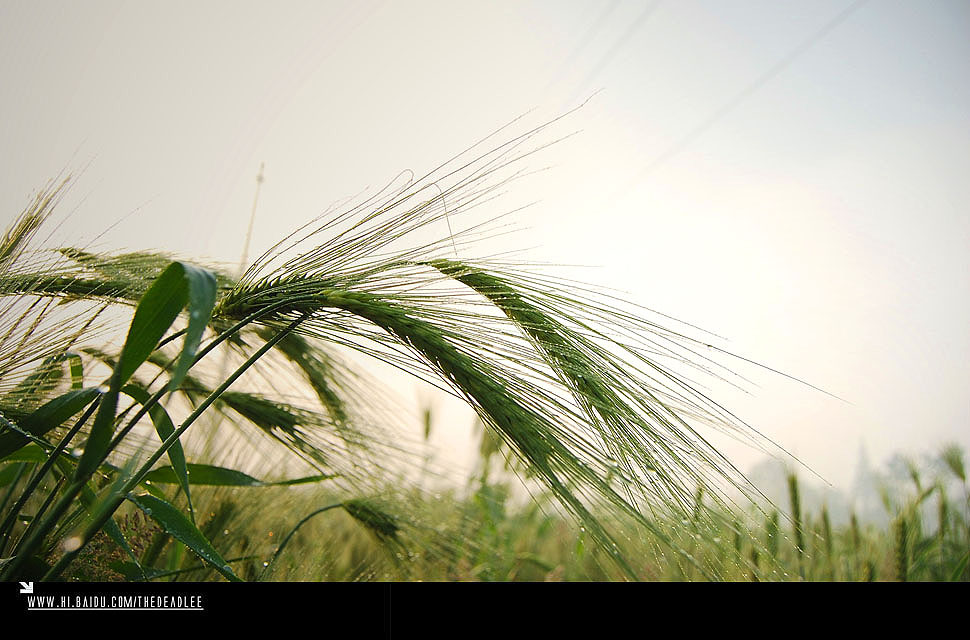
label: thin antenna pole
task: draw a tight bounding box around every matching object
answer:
[205,162,266,460]
[239,162,265,275]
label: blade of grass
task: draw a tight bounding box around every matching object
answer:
[126,493,241,582]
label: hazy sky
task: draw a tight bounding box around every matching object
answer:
[1,0,967,489]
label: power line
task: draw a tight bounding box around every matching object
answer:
[541,0,621,101]
[566,1,663,107]
[620,0,870,195]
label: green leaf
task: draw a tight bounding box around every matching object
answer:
[127,493,241,582]
[143,463,334,487]
[101,518,145,578]
[144,464,260,487]
[168,264,216,392]
[66,352,84,390]
[0,443,47,463]
[121,384,192,520]
[77,261,215,480]
[138,480,170,500]
[272,474,337,486]
[111,560,151,581]
[0,463,24,487]
[116,262,189,386]
[0,387,101,459]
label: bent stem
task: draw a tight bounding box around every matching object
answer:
[260,503,342,580]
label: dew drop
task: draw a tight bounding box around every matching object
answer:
[223,529,229,535]
[62,536,83,552]
[262,562,269,567]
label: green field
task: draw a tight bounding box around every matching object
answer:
[1,139,966,582]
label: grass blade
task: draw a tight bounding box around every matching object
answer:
[168,263,216,392]
[143,463,334,487]
[121,384,192,521]
[127,493,241,582]
[0,387,100,459]
[76,261,215,479]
